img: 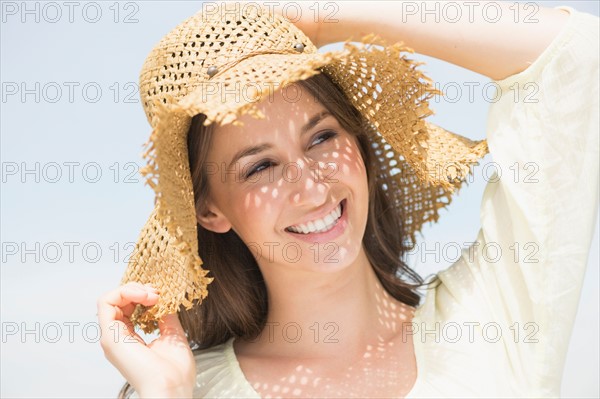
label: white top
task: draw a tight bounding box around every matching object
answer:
[131,5,599,398]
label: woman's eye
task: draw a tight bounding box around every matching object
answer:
[311,130,338,147]
[245,160,275,178]
[243,131,337,180]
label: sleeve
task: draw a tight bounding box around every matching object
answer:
[125,384,139,399]
[433,5,599,395]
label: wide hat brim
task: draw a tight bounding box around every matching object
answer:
[123,32,488,333]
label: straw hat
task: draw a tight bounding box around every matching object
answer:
[122,4,489,332]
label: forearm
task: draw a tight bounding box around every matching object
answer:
[315,1,570,81]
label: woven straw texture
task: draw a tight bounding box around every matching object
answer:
[122,5,489,332]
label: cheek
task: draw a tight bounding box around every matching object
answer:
[226,189,281,238]
[338,140,368,187]
[239,189,281,215]
[343,141,370,217]
[336,134,364,167]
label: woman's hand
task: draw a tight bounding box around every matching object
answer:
[97,282,195,398]
[280,1,570,81]
[278,1,362,47]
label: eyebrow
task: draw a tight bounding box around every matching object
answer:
[227,111,331,169]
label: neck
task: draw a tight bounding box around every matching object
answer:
[242,246,415,360]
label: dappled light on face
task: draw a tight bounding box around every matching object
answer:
[203,80,372,271]
[341,137,365,175]
[342,163,351,175]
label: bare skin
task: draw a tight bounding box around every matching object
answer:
[290,1,570,81]
[233,281,419,398]
[96,282,195,397]
[98,2,571,397]
[192,83,419,398]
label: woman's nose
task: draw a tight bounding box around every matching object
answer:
[286,157,332,207]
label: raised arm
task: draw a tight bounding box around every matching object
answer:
[293,0,570,80]
[405,6,598,395]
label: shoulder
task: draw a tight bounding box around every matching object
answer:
[192,338,260,398]
[194,339,231,370]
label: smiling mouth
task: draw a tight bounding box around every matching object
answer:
[285,200,345,235]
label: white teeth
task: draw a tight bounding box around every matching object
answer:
[314,219,326,230]
[287,203,343,235]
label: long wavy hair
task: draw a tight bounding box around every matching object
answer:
[119,72,439,398]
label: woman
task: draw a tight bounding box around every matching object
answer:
[97,2,599,398]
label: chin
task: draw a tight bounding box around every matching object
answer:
[292,241,365,275]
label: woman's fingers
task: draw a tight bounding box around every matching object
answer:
[96,283,159,358]
[97,285,196,395]
[149,314,190,353]
[96,282,167,389]
[158,314,185,336]
[102,283,158,309]
[151,314,197,385]
[98,283,156,319]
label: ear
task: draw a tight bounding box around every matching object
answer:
[196,201,232,234]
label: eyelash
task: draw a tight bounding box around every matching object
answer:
[244,130,338,179]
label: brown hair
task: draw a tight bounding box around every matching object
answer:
[119,72,439,397]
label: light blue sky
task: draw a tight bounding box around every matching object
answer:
[1,1,598,397]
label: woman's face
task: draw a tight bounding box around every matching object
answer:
[198,83,370,275]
